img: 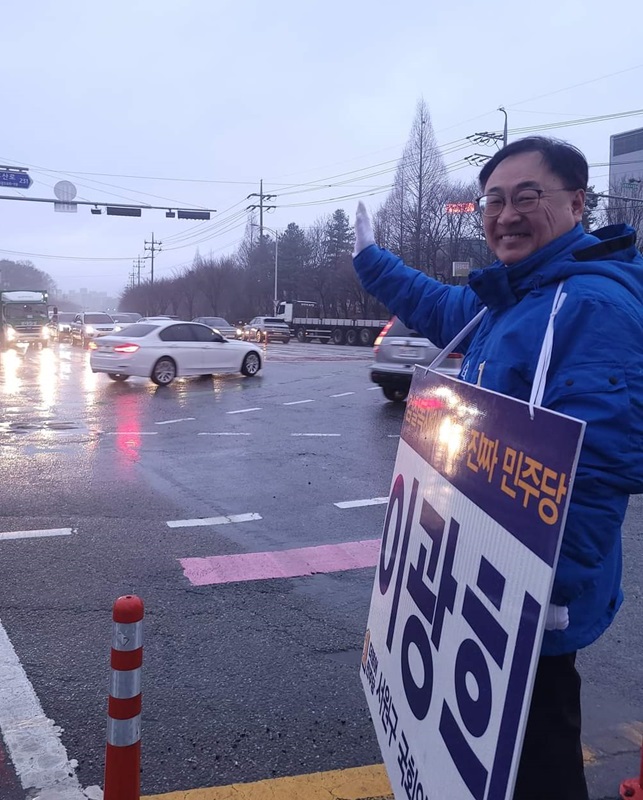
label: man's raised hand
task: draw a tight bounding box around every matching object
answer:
[353,201,376,257]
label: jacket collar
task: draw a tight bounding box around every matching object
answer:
[468,224,591,309]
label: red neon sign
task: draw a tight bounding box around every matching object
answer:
[445,202,475,214]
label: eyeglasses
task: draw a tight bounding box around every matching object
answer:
[476,187,577,217]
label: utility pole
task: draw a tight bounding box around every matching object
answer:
[133,256,145,287]
[247,179,276,240]
[144,234,162,285]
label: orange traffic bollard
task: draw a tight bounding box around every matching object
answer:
[104,595,144,800]
[620,743,643,799]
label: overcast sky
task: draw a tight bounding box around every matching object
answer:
[0,0,641,296]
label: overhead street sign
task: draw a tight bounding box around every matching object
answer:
[0,170,32,190]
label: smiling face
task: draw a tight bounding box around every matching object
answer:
[481,151,585,265]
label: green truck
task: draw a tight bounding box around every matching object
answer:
[0,289,52,349]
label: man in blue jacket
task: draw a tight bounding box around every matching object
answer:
[353,136,643,800]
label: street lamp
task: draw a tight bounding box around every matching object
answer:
[498,107,508,146]
[251,223,279,314]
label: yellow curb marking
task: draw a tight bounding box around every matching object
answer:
[142,764,392,800]
[141,738,629,800]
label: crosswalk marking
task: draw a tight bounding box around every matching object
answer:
[0,528,73,541]
[334,497,388,509]
[167,513,262,529]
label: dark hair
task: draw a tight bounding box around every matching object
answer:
[479,136,588,191]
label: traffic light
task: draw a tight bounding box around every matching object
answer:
[177,210,211,220]
[106,207,142,217]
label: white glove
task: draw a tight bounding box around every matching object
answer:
[545,603,569,631]
[353,201,376,257]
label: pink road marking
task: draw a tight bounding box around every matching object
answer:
[180,538,381,586]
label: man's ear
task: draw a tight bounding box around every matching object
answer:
[572,189,586,223]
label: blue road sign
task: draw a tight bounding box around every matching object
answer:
[0,171,32,189]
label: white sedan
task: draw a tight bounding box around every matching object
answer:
[89,320,262,385]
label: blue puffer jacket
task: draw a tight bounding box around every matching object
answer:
[354,223,643,655]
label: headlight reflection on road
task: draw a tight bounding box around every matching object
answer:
[38,348,58,411]
[83,353,100,409]
[114,393,143,468]
[0,349,22,397]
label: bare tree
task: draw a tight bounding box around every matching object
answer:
[606,178,643,243]
[399,99,447,270]
[439,181,493,278]
[302,217,334,315]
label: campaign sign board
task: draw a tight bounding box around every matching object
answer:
[360,368,585,800]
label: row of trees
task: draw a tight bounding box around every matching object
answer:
[120,207,390,320]
[120,100,497,320]
[0,259,58,296]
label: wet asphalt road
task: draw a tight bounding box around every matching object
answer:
[0,341,641,799]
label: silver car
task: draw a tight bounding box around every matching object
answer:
[371,317,463,402]
[111,312,143,331]
[242,316,291,344]
[70,312,116,348]
[192,316,240,339]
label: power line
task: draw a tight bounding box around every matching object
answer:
[506,62,643,109]
[509,108,643,135]
[0,248,132,262]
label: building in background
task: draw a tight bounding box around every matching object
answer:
[610,127,643,192]
[59,287,118,311]
[608,127,643,237]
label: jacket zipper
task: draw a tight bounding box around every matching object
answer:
[477,360,486,386]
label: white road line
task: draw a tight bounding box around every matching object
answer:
[334,497,389,509]
[291,433,341,437]
[388,434,401,438]
[0,528,73,541]
[283,399,315,406]
[0,620,87,798]
[226,408,262,415]
[198,432,251,436]
[367,386,380,390]
[105,431,159,435]
[155,417,195,425]
[167,512,262,528]
[330,392,355,397]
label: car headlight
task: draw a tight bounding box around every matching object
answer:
[236,328,243,336]
[114,325,122,332]
[6,326,16,341]
[85,325,95,334]
[41,326,50,337]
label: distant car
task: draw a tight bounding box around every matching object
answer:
[111,312,142,331]
[49,312,76,342]
[89,320,263,386]
[371,317,463,402]
[242,316,291,344]
[70,312,116,348]
[192,316,241,339]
